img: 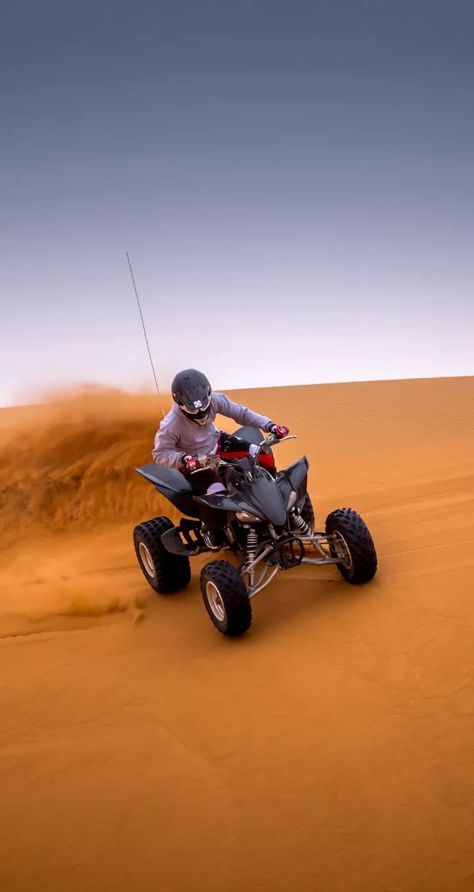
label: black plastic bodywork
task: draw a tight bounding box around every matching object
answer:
[233,425,273,457]
[275,457,309,510]
[196,466,288,527]
[135,463,200,518]
[135,427,308,526]
[160,518,209,555]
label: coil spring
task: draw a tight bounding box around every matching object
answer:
[291,510,312,536]
[246,528,259,565]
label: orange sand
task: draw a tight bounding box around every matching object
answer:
[1,378,473,891]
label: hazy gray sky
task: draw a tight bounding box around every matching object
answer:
[1,0,473,405]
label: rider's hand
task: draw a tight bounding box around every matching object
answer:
[270,424,289,439]
[181,455,202,473]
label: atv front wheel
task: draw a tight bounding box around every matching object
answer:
[325,508,377,584]
[133,516,191,594]
[200,560,252,636]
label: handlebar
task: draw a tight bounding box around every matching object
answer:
[258,433,296,449]
[189,453,224,474]
[189,433,297,474]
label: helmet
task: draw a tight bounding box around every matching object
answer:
[171,368,212,424]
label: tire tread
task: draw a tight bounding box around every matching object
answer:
[200,560,252,636]
[325,508,377,584]
[134,516,191,594]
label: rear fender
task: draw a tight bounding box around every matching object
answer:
[135,464,200,518]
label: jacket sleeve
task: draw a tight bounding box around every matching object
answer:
[213,393,274,431]
[152,417,184,468]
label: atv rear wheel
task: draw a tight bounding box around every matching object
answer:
[200,560,252,636]
[134,516,191,594]
[325,508,377,584]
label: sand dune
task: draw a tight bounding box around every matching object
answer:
[1,378,473,891]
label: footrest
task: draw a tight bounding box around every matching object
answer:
[161,520,208,556]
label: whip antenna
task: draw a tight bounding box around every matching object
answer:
[126,251,165,418]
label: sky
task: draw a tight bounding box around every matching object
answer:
[1,0,473,406]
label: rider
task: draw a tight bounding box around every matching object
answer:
[152,368,289,478]
[152,369,289,546]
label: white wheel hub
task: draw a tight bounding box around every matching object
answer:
[332,532,353,570]
[205,580,226,622]
[139,542,156,578]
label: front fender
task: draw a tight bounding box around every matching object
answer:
[278,456,309,504]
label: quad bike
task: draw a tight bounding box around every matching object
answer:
[133,426,377,637]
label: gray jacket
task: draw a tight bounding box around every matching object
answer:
[152,393,274,468]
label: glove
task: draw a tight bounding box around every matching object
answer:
[269,424,289,439]
[181,455,202,473]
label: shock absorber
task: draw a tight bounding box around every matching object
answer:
[245,528,259,565]
[290,510,312,537]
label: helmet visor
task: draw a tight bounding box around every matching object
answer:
[178,394,212,416]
